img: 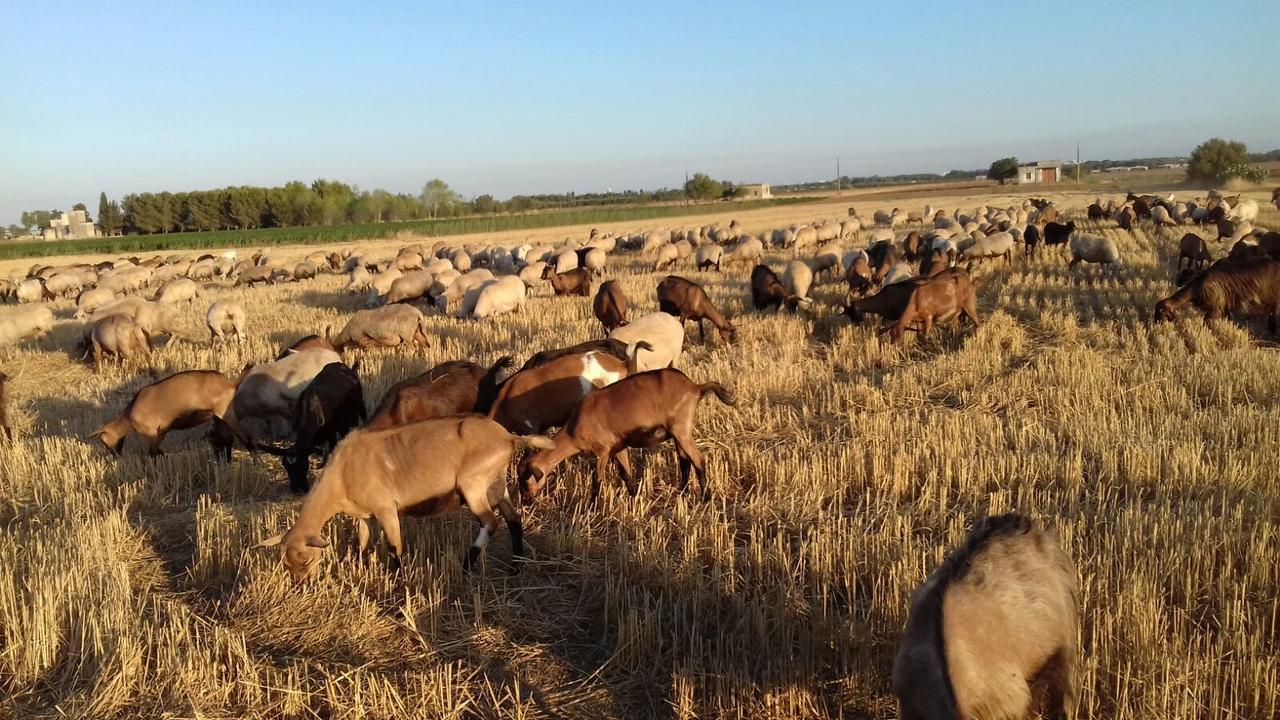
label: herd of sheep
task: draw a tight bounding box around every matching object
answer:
[1,184,1278,719]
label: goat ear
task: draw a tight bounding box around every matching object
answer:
[306,535,330,549]
[254,533,285,549]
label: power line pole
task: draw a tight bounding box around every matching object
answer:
[684,167,689,206]
[836,156,841,195]
[1075,143,1081,182]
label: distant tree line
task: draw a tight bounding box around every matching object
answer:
[774,168,985,193]
[13,178,713,237]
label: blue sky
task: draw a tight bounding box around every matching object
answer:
[2,0,1277,224]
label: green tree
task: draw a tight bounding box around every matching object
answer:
[684,173,724,201]
[98,192,124,235]
[472,194,499,214]
[20,210,53,231]
[420,179,461,218]
[183,191,221,231]
[1187,138,1250,183]
[988,157,1019,185]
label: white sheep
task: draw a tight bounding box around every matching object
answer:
[1068,232,1122,271]
[75,287,116,319]
[581,247,608,275]
[695,244,723,271]
[609,312,684,371]
[782,261,815,308]
[0,305,55,350]
[15,279,44,304]
[723,237,764,266]
[959,231,1015,264]
[331,304,428,349]
[155,278,200,304]
[467,276,526,319]
[654,244,679,270]
[882,262,916,286]
[206,300,246,343]
[434,269,494,311]
[1228,199,1259,224]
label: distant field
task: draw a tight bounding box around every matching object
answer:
[0,197,818,261]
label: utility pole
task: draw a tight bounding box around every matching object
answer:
[836,157,841,195]
[1075,143,1081,182]
[684,167,689,206]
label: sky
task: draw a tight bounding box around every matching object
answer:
[2,0,1278,225]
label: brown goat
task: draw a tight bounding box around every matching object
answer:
[919,248,950,278]
[884,269,980,343]
[846,252,874,298]
[841,279,920,325]
[488,350,631,434]
[365,357,513,430]
[1155,257,1280,333]
[656,275,736,343]
[901,231,923,262]
[277,334,337,360]
[517,368,733,503]
[593,280,628,335]
[520,338,631,371]
[90,370,236,458]
[546,267,592,297]
[1176,233,1213,284]
[750,264,792,312]
[255,415,550,579]
[894,513,1079,720]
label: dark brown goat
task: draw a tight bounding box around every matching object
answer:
[868,240,901,282]
[365,357,512,431]
[277,334,337,360]
[517,368,733,503]
[0,371,9,440]
[884,269,980,343]
[593,280,628,335]
[546,267,592,297]
[1086,202,1106,220]
[520,338,630,371]
[1116,207,1135,232]
[1042,221,1075,249]
[257,362,366,493]
[841,279,920,324]
[901,231,922,262]
[656,275,736,343]
[1155,257,1280,334]
[1176,233,1213,284]
[750,264,791,312]
[489,350,632,434]
[1023,223,1042,257]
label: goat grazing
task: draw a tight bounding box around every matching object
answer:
[656,275,736,343]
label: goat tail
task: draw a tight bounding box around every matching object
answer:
[513,434,555,451]
[697,382,735,407]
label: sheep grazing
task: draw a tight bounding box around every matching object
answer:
[222,348,342,445]
[1151,205,1176,226]
[85,314,151,367]
[235,264,286,287]
[882,269,979,343]
[1155,257,1280,334]
[330,304,429,350]
[958,231,1015,266]
[656,276,736,344]
[593,280,628,335]
[545,267,592,297]
[893,513,1079,720]
[609,312,684,371]
[466,276,526,320]
[366,357,513,430]
[382,271,434,305]
[254,415,548,579]
[90,370,236,458]
[1176,233,1213,284]
[0,306,55,351]
[91,298,181,345]
[1068,232,1122,271]
[723,237,764,267]
[433,269,493,311]
[488,350,631,434]
[518,368,733,503]
[520,338,630,372]
[695,244,723,272]
[155,277,200,304]
[206,300,247,343]
[750,264,791,312]
[780,260,816,312]
[1228,199,1259,224]
[256,362,366,493]
[653,243,679,271]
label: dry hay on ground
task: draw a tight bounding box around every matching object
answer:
[1,193,1278,719]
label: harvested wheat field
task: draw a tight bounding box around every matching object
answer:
[2,189,1279,719]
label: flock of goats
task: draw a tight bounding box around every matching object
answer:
[1,185,1278,719]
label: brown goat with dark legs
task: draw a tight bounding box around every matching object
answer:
[365,357,512,430]
[545,267,592,297]
[593,280,628,335]
[90,370,236,458]
[488,350,633,434]
[1176,233,1213,284]
[256,362,366,493]
[656,275,736,344]
[518,368,733,504]
[841,279,920,325]
[884,269,980,344]
[255,416,549,580]
[750,264,792,312]
[894,513,1079,720]
[1155,257,1280,334]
